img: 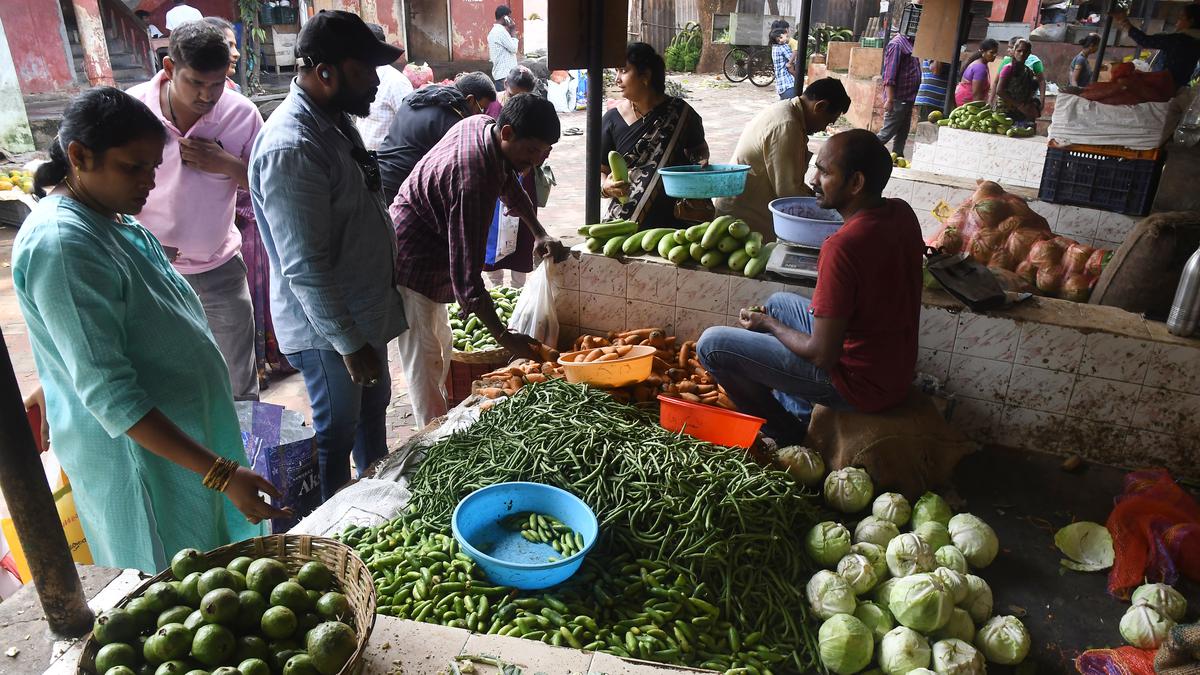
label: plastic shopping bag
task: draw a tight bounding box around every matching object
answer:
[507,260,559,346]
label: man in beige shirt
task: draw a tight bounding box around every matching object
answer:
[716,78,851,239]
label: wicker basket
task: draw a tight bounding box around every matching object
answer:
[450,345,511,365]
[77,535,375,675]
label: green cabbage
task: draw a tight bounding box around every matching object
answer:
[960,574,993,624]
[1120,604,1173,649]
[838,553,880,595]
[932,567,968,604]
[776,445,825,487]
[888,573,954,633]
[818,613,875,675]
[912,492,952,529]
[807,570,858,620]
[1054,521,1114,572]
[932,607,976,643]
[855,516,901,548]
[824,467,875,513]
[915,521,952,552]
[879,626,932,674]
[805,521,852,569]
[932,638,986,675]
[872,577,899,607]
[935,545,969,574]
[886,533,935,578]
[1131,583,1187,622]
[851,542,889,581]
[975,615,1031,665]
[948,513,999,569]
[872,492,912,526]
[854,601,895,642]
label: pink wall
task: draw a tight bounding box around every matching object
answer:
[451,0,524,62]
[1,1,75,95]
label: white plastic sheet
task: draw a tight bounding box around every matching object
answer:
[1048,93,1173,149]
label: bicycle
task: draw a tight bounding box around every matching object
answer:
[722,45,776,88]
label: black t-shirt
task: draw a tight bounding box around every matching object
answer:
[600,99,706,228]
[377,87,469,206]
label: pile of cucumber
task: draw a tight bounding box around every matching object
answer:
[936,101,1036,137]
[579,216,776,278]
[448,286,521,352]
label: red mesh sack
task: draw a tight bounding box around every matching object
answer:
[1107,469,1200,599]
[1076,646,1157,675]
[1082,69,1177,105]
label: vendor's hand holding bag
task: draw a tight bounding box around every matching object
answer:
[507,259,559,347]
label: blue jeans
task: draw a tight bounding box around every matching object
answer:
[697,292,852,445]
[286,348,391,501]
[778,86,796,100]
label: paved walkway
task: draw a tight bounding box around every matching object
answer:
[0,74,782,473]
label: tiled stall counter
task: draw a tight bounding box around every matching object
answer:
[909,126,1050,189]
[553,250,1200,481]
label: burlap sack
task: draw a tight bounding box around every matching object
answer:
[806,391,976,501]
[1156,622,1200,674]
[1089,212,1200,320]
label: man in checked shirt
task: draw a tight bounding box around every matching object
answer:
[877,29,921,160]
[390,93,567,426]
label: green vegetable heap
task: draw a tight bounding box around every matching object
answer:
[339,379,823,673]
[937,101,1036,137]
[449,286,520,352]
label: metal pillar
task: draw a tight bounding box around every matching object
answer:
[942,0,973,114]
[1094,1,1115,82]
[70,0,115,87]
[797,0,813,90]
[585,0,604,226]
[0,328,92,636]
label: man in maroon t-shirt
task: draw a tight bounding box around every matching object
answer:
[697,130,924,444]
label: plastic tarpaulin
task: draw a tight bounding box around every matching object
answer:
[1048,93,1173,149]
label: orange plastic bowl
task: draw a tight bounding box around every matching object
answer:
[657,395,765,448]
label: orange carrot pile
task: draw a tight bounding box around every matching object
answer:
[471,327,735,411]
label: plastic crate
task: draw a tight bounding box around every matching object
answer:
[1038,145,1163,216]
[898,3,922,37]
[1047,140,1162,161]
[860,37,885,48]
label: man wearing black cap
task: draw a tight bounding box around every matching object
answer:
[248,10,407,502]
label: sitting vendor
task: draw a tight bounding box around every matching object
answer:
[600,42,709,228]
[997,36,1046,105]
[696,130,923,445]
[1114,5,1200,90]
[993,39,1042,124]
[714,78,851,239]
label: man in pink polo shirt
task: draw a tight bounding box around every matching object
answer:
[129,20,263,400]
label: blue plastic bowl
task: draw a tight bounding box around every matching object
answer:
[658,164,751,198]
[451,482,599,590]
[768,197,843,247]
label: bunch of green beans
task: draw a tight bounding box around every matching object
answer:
[501,512,584,560]
[343,515,796,673]
[381,379,822,672]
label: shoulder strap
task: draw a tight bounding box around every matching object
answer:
[630,102,692,227]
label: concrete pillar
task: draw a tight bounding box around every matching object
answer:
[0,19,36,155]
[71,0,115,87]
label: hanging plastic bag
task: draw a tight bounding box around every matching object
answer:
[507,260,559,347]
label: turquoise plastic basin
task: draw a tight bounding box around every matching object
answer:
[451,482,599,590]
[658,164,751,198]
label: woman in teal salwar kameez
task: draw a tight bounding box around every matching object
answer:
[13,88,289,574]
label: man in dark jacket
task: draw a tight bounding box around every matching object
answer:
[1115,4,1200,89]
[377,72,498,204]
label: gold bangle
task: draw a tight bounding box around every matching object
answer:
[203,457,238,491]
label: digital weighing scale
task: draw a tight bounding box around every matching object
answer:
[765,239,822,280]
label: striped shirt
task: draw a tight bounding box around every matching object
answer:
[390,115,537,316]
[773,43,795,95]
[882,34,921,103]
[915,60,948,107]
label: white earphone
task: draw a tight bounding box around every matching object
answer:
[321,70,331,80]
